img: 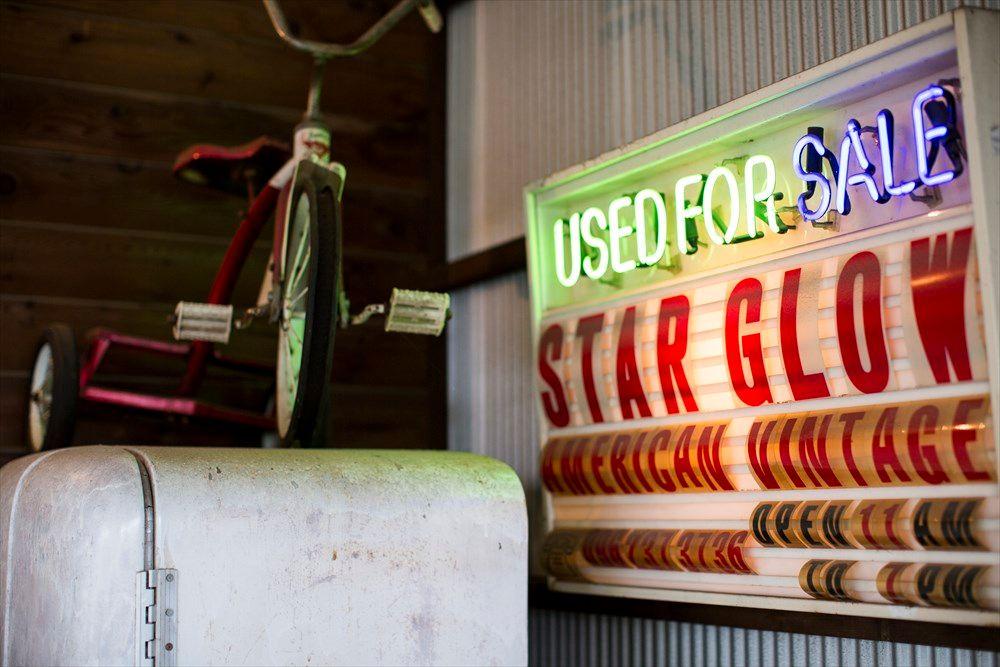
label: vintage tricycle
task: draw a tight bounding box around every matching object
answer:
[26,0,449,450]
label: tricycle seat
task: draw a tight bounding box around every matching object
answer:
[173,136,291,197]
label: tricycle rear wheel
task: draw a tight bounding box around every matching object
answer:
[26,324,78,451]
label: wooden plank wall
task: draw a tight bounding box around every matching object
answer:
[0,0,445,463]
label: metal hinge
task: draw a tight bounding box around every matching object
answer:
[136,569,178,667]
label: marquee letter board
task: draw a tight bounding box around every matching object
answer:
[524,10,1000,627]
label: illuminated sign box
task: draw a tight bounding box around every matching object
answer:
[524,10,999,627]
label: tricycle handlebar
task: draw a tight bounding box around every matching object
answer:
[263,0,442,60]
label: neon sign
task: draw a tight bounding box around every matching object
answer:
[553,155,785,288]
[794,84,963,220]
[549,83,965,290]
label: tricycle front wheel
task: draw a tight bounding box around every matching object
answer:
[275,165,340,447]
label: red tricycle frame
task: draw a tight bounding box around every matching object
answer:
[77,137,302,431]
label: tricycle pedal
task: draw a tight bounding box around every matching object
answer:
[385,288,450,336]
[172,301,233,344]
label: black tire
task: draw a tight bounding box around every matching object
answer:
[25,324,78,451]
[259,384,279,448]
[277,162,341,447]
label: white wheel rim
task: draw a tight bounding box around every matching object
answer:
[277,192,311,438]
[28,343,54,451]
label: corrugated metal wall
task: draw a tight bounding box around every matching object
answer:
[530,610,1000,667]
[445,1,1000,664]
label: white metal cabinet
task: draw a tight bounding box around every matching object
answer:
[0,446,527,666]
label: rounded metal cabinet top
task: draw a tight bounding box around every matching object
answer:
[2,447,527,667]
[1,446,146,666]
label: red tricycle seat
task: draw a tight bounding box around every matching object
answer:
[173,136,291,197]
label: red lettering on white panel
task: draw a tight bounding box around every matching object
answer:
[871,407,911,484]
[837,251,890,394]
[725,278,773,407]
[538,324,571,428]
[576,314,606,423]
[907,405,949,484]
[952,398,990,481]
[615,306,652,420]
[910,229,974,383]
[656,296,698,414]
[780,268,831,400]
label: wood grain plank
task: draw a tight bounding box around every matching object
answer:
[22,0,432,63]
[324,384,432,449]
[0,74,428,193]
[0,147,249,237]
[0,219,271,305]
[0,220,428,306]
[0,2,427,122]
[0,147,431,254]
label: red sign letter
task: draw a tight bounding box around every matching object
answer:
[952,398,990,481]
[725,278,773,407]
[910,229,974,383]
[538,324,570,427]
[577,314,606,423]
[616,306,653,420]
[780,268,830,400]
[656,296,698,414]
[907,405,948,485]
[837,251,890,394]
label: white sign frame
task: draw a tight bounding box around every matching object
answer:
[523,8,1000,626]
